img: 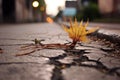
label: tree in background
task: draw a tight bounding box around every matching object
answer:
[76,0,101,21]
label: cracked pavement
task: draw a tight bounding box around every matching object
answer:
[0,23,120,80]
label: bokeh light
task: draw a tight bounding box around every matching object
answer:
[46,17,53,23]
[40,6,45,11]
[32,1,39,8]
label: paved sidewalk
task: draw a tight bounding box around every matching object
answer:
[0,23,120,80]
[62,22,120,35]
[89,23,120,36]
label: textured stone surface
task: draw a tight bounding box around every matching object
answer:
[0,23,120,80]
[62,66,119,80]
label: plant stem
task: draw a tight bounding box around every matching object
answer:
[69,40,77,49]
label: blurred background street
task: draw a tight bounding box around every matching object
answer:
[0,0,120,23]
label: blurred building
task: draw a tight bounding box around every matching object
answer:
[66,0,77,8]
[0,0,46,23]
[98,0,120,17]
[65,0,82,10]
[63,0,78,21]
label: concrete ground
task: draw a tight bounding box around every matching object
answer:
[62,22,120,36]
[0,23,120,80]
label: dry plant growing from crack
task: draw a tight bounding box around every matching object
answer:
[16,19,99,56]
[63,18,99,49]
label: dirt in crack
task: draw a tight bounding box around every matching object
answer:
[51,66,64,80]
[49,54,67,80]
[90,33,120,58]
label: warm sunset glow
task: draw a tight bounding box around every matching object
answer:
[45,0,65,16]
[46,17,54,23]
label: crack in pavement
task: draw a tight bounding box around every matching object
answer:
[27,49,120,80]
[12,45,120,79]
[46,50,120,79]
[51,66,65,80]
[0,35,120,79]
[0,62,43,65]
[91,33,120,47]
